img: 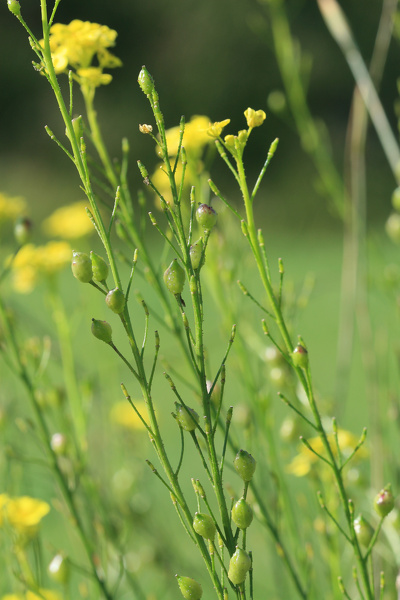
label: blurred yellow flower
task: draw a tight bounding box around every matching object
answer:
[158,115,211,157]
[42,201,93,239]
[244,107,266,128]
[1,495,50,537]
[77,67,112,87]
[0,193,26,227]
[286,429,367,477]
[207,119,230,138]
[110,401,147,431]
[2,591,62,600]
[8,241,72,293]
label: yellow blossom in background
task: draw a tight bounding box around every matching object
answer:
[8,241,72,293]
[41,20,121,81]
[0,193,26,227]
[77,67,112,87]
[1,495,50,537]
[42,201,93,239]
[151,160,185,206]
[207,119,230,138]
[110,401,148,431]
[158,115,211,157]
[2,591,62,600]
[286,429,368,477]
[244,108,266,128]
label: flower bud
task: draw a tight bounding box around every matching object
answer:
[176,575,203,600]
[164,259,185,295]
[7,0,21,16]
[291,344,308,369]
[14,217,32,245]
[71,251,92,283]
[50,432,68,456]
[244,107,266,128]
[231,498,253,529]
[189,238,204,270]
[105,288,125,314]
[48,553,70,584]
[91,318,113,343]
[374,484,395,518]
[234,449,256,482]
[196,204,217,231]
[90,251,109,282]
[228,547,251,585]
[175,403,199,431]
[354,514,374,547]
[138,66,154,95]
[193,512,216,540]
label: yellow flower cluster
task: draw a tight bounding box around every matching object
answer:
[0,192,26,227]
[207,119,230,138]
[42,201,93,239]
[42,20,121,86]
[0,494,50,537]
[286,429,368,477]
[8,241,72,293]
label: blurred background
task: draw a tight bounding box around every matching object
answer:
[0,0,398,230]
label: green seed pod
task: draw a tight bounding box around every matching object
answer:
[234,449,256,482]
[392,187,400,212]
[91,318,113,343]
[228,547,251,585]
[105,288,126,314]
[176,575,203,600]
[190,238,204,270]
[196,204,217,231]
[90,251,109,282]
[138,66,154,95]
[7,0,21,16]
[193,512,216,540]
[48,553,70,584]
[354,514,374,547]
[231,498,253,529]
[71,251,93,283]
[176,403,199,431]
[291,344,308,369]
[374,484,395,518]
[164,259,185,295]
[14,216,32,245]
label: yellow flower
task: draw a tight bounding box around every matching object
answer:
[2,591,62,600]
[286,429,367,477]
[0,193,26,227]
[40,20,121,82]
[207,119,230,138]
[8,241,72,293]
[110,401,147,431]
[77,67,113,87]
[244,108,266,128]
[26,591,62,600]
[158,115,211,157]
[42,201,93,239]
[3,495,50,537]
